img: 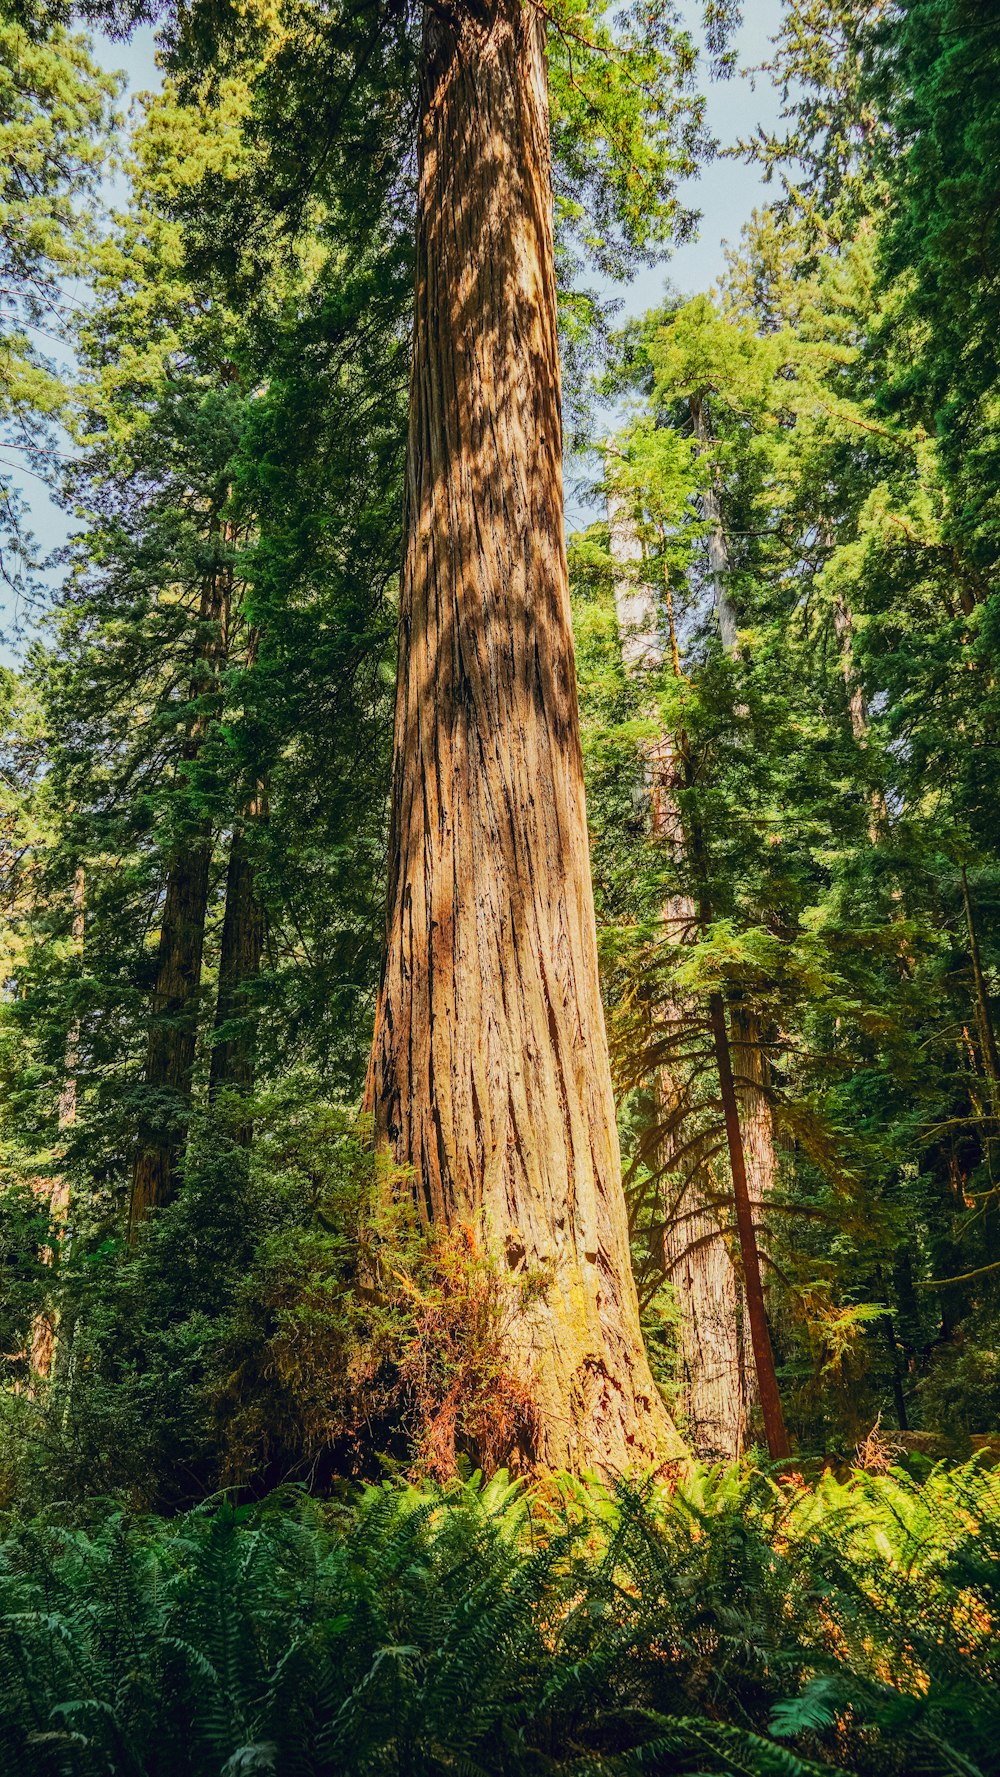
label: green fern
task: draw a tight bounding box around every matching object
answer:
[1,1464,999,1774]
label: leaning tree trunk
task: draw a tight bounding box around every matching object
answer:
[366,0,681,1473]
[607,490,750,1457]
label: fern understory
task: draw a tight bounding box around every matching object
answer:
[1,1460,999,1775]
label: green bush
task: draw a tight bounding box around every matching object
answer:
[0,1088,549,1508]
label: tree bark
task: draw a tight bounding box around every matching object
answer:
[689,391,782,1441]
[129,831,213,1234]
[210,791,267,1133]
[709,992,790,1460]
[366,0,681,1473]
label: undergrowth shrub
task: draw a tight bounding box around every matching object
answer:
[0,1088,546,1507]
[1,1460,998,1775]
[396,1222,544,1480]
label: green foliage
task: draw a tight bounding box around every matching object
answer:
[0,7,999,1765]
[573,202,1000,1449]
[1,1461,999,1774]
[0,9,118,593]
[0,1094,412,1504]
[0,1086,551,1506]
[870,0,1000,572]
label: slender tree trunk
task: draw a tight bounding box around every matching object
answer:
[689,394,738,651]
[731,1006,775,1246]
[366,0,681,1473]
[652,741,751,1458]
[708,992,790,1460]
[689,394,783,1447]
[30,864,84,1381]
[831,592,868,746]
[129,569,225,1238]
[960,863,1000,1092]
[607,490,750,1457]
[831,584,895,848]
[210,789,267,1135]
[129,833,212,1233]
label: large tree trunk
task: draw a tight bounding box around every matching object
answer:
[607,490,750,1457]
[129,569,225,1238]
[366,0,681,1473]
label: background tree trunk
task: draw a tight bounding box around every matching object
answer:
[129,832,212,1234]
[607,489,750,1457]
[832,592,868,746]
[960,863,1000,1094]
[690,392,781,1437]
[129,569,225,1238]
[366,0,681,1473]
[709,991,790,1459]
[30,863,84,1381]
[210,790,267,1136]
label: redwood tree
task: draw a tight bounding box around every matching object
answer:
[70,0,707,1465]
[365,0,686,1471]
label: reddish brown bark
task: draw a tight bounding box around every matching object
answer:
[709,992,789,1461]
[366,0,681,1472]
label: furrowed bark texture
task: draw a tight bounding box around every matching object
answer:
[608,493,750,1458]
[367,0,681,1473]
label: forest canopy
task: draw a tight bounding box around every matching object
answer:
[1,0,999,1770]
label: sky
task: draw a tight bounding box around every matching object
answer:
[3,0,786,655]
[631,0,785,308]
